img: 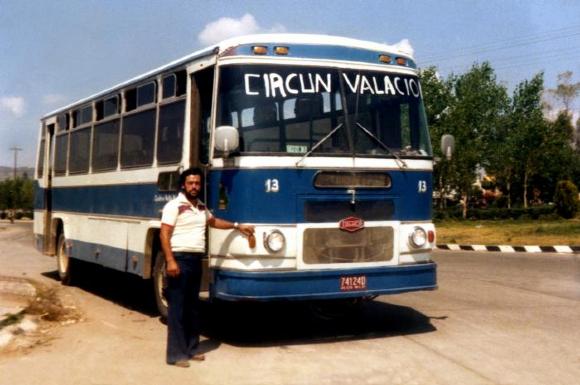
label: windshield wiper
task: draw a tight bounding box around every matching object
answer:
[354,122,407,169]
[295,123,344,167]
[348,70,406,169]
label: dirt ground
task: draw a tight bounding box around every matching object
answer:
[1,221,580,385]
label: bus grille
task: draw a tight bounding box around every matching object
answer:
[302,227,394,264]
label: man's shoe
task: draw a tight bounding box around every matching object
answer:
[171,360,190,368]
[191,353,206,361]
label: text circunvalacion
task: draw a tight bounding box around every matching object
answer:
[244,72,422,99]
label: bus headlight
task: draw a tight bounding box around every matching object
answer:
[264,230,285,253]
[409,227,427,248]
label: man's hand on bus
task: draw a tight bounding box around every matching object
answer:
[236,224,255,237]
[208,217,255,237]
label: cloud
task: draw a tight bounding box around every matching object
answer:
[268,23,287,34]
[42,93,67,106]
[198,14,286,46]
[391,38,414,57]
[0,96,25,117]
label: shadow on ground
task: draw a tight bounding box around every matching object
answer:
[42,262,438,347]
[202,299,438,348]
[42,261,159,317]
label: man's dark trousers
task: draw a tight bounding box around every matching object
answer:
[165,252,203,364]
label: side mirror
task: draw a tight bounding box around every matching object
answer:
[441,134,455,160]
[214,125,239,157]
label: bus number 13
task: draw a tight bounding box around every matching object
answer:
[418,180,427,193]
[265,178,280,193]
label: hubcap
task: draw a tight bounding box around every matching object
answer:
[58,241,69,274]
[156,263,168,308]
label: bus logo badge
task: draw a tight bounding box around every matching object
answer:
[339,216,364,232]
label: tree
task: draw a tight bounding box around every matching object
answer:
[420,67,455,208]
[0,177,34,213]
[445,62,509,217]
[576,116,580,150]
[499,73,550,208]
[554,180,579,219]
[486,111,516,207]
[548,71,580,114]
[542,112,580,191]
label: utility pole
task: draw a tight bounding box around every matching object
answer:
[9,146,22,179]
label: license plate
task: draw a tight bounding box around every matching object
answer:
[340,275,367,291]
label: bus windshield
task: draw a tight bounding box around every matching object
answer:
[217,65,432,157]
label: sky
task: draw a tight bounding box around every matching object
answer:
[1,0,579,167]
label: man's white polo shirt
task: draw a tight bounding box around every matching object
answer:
[161,192,213,253]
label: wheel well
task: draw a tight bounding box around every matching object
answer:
[49,218,64,256]
[143,228,161,279]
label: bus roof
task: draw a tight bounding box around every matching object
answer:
[217,33,412,57]
[43,34,413,119]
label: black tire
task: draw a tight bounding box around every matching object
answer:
[56,233,74,285]
[153,251,169,319]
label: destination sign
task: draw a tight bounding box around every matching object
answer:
[243,72,422,99]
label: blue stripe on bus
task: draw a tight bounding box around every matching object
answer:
[227,44,417,69]
[33,181,45,210]
[33,168,432,222]
[69,239,146,276]
[35,183,167,218]
[207,169,432,222]
[211,263,437,301]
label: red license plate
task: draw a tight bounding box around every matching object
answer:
[340,275,367,291]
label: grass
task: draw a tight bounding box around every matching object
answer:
[25,284,81,323]
[434,218,580,245]
[0,311,25,331]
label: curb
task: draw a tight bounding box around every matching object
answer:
[437,244,580,254]
[0,277,37,349]
[0,276,36,297]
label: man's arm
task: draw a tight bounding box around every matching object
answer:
[208,217,255,237]
[160,223,180,277]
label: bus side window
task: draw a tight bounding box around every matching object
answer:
[121,110,156,168]
[192,67,214,165]
[54,133,68,176]
[93,119,120,171]
[157,100,185,164]
[37,124,48,178]
[69,127,91,174]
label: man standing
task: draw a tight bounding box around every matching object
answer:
[160,167,254,368]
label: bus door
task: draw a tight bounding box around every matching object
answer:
[43,120,55,254]
[188,61,215,295]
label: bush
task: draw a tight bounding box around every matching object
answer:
[434,205,556,221]
[553,180,579,219]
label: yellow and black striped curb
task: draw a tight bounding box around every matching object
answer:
[437,244,580,254]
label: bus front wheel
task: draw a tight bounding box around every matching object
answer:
[56,233,75,285]
[153,251,169,319]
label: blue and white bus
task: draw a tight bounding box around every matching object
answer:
[34,34,438,316]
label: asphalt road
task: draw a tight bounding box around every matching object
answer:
[1,221,579,385]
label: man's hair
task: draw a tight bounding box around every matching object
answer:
[178,167,203,190]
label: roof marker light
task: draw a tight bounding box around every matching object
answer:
[274,46,289,55]
[379,54,392,64]
[252,46,268,55]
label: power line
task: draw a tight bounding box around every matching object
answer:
[9,146,22,179]
[420,24,580,57]
[421,32,580,64]
[420,24,580,59]
[420,24,580,64]
[430,49,580,74]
